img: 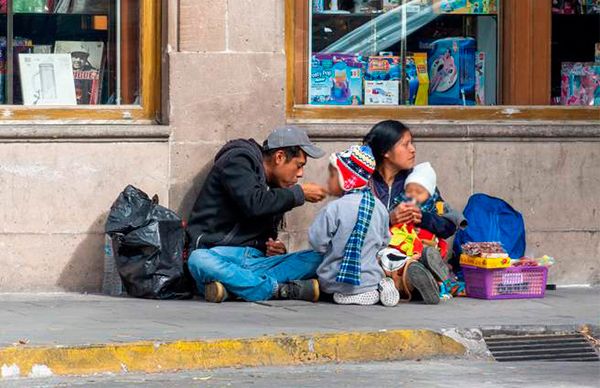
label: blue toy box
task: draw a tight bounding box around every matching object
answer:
[427,37,476,105]
[365,56,401,81]
[310,53,363,105]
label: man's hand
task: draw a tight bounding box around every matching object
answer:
[266,238,287,257]
[301,183,328,203]
[390,202,415,225]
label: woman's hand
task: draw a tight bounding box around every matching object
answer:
[390,202,414,225]
[411,206,422,225]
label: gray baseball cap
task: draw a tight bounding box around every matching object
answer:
[264,126,325,159]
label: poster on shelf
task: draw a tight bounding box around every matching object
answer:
[19,53,77,106]
[55,40,105,104]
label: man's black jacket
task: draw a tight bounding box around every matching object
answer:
[187,139,305,252]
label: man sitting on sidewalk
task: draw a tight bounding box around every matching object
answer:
[187,127,328,303]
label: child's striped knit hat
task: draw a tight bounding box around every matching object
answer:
[330,145,376,191]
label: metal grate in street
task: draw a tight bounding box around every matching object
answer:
[484,333,600,362]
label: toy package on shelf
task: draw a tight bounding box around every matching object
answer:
[365,56,401,81]
[405,53,429,105]
[312,0,325,13]
[475,51,485,105]
[468,0,497,13]
[552,0,585,14]
[588,0,600,14]
[386,0,432,13]
[365,81,399,105]
[427,37,476,105]
[310,53,363,105]
[561,62,600,106]
[364,55,400,105]
[433,0,497,14]
[434,0,467,13]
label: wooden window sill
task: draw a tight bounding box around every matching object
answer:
[286,105,600,123]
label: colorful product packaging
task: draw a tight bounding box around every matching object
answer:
[312,0,325,13]
[475,51,485,105]
[460,254,511,269]
[405,56,419,105]
[365,80,400,105]
[552,0,585,14]
[433,0,497,14]
[560,62,600,106]
[310,53,364,105]
[365,56,401,81]
[413,53,430,105]
[365,55,401,81]
[405,54,430,105]
[427,37,476,105]
[595,42,600,62]
[434,0,468,13]
[588,0,600,14]
[364,55,400,105]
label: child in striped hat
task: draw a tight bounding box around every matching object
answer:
[308,145,399,306]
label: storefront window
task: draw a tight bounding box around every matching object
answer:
[0,0,139,107]
[309,0,499,107]
[551,0,600,106]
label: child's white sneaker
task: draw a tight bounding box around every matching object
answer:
[333,290,379,305]
[378,277,400,307]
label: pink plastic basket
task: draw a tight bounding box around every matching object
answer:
[462,265,548,300]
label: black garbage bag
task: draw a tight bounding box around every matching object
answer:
[105,185,193,299]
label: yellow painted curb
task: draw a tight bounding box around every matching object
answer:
[0,329,465,377]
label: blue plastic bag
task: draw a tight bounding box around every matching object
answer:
[453,193,526,260]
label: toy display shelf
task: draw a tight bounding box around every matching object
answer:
[2,7,117,105]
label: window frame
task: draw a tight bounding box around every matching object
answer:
[0,0,161,124]
[285,0,599,122]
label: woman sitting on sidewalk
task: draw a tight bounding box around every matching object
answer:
[364,120,464,304]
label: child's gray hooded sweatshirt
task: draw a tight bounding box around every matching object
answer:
[309,192,390,295]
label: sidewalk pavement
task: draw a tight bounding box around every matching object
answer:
[0,287,598,378]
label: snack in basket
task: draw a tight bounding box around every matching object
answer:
[461,242,508,258]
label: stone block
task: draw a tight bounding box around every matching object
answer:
[472,142,600,230]
[0,142,169,235]
[527,231,600,286]
[228,0,284,53]
[414,141,472,212]
[169,52,286,143]
[0,233,104,292]
[179,0,226,52]
[169,142,224,217]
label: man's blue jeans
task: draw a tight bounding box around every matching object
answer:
[187,246,323,301]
